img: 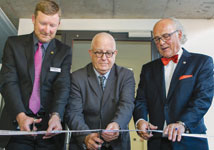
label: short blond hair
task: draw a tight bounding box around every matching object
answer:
[34,0,61,17]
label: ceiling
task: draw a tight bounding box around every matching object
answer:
[1,0,214,29]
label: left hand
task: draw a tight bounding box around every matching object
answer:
[163,123,185,142]
[43,114,62,139]
[101,122,120,142]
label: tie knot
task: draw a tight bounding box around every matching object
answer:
[161,54,178,66]
[99,75,106,83]
[38,42,42,47]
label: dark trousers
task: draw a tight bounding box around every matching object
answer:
[5,135,58,150]
[160,138,172,150]
[6,112,65,150]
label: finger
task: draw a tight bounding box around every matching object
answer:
[90,140,102,150]
[140,132,152,140]
[177,128,182,142]
[167,126,173,140]
[34,118,42,124]
[149,124,158,130]
[43,134,54,139]
[163,126,169,135]
[94,136,104,144]
[172,128,178,142]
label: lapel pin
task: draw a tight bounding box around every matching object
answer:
[183,61,186,64]
[51,51,54,55]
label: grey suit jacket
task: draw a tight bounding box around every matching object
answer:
[65,63,135,150]
[0,33,72,147]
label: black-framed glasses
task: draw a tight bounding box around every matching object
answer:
[153,30,178,43]
[93,51,115,58]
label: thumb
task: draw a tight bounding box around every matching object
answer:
[34,118,42,124]
[149,124,158,130]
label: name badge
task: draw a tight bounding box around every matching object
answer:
[50,67,61,73]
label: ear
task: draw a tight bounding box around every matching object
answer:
[177,30,182,41]
[32,15,35,24]
[88,49,93,58]
[114,50,118,56]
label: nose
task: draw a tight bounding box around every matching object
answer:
[101,53,107,60]
[44,25,50,34]
[159,38,166,45]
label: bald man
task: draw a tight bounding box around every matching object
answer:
[65,32,135,150]
[134,18,214,150]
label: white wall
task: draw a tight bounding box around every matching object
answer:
[18,18,214,148]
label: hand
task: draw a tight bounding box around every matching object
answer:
[101,122,120,142]
[164,123,185,142]
[136,120,158,140]
[85,133,103,150]
[16,112,42,132]
[43,114,62,139]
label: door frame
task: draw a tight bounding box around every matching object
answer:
[57,30,160,61]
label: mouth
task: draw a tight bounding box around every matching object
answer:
[161,47,169,51]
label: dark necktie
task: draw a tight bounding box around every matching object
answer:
[29,42,42,114]
[98,76,106,91]
[161,54,178,66]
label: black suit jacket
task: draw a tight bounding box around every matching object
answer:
[0,33,72,147]
[65,63,135,150]
[134,49,214,150]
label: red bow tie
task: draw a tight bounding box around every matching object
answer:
[161,55,178,66]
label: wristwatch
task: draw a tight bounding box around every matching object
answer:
[176,121,189,133]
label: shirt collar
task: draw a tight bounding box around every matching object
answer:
[33,33,50,50]
[93,67,111,80]
[177,48,183,62]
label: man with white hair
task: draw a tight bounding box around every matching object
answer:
[134,18,214,150]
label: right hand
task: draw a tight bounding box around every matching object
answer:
[136,120,158,140]
[16,112,42,132]
[84,133,104,150]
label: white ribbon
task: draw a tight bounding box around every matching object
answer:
[0,129,213,139]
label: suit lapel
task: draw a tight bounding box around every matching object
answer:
[24,33,34,84]
[87,63,103,97]
[155,59,167,102]
[166,49,191,101]
[41,39,57,83]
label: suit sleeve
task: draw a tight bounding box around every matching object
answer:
[65,72,90,144]
[50,47,72,121]
[179,56,214,132]
[111,69,135,129]
[0,37,26,119]
[133,65,149,123]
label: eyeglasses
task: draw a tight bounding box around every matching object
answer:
[93,51,115,58]
[153,30,178,43]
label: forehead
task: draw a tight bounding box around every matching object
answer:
[153,19,176,36]
[36,11,60,22]
[93,36,115,50]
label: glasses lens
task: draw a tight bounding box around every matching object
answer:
[105,52,113,58]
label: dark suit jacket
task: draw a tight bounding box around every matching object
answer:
[0,33,72,147]
[134,49,214,150]
[65,63,135,150]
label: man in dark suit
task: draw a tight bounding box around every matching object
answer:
[65,32,135,150]
[0,0,72,150]
[133,18,214,150]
